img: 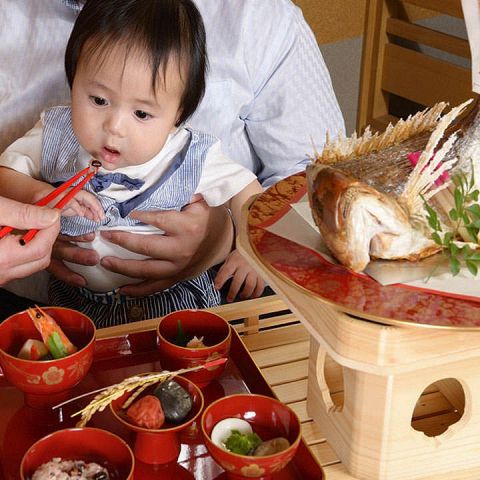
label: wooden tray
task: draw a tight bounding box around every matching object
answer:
[0,327,323,480]
[247,172,480,329]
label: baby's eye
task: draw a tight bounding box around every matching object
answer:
[90,96,107,106]
[134,110,152,120]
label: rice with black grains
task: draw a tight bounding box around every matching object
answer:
[31,457,109,479]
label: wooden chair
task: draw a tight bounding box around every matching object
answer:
[357,0,474,133]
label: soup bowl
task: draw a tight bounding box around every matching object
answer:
[201,394,301,480]
[157,309,231,388]
[20,427,134,480]
[0,307,95,408]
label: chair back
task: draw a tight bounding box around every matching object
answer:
[357,0,475,133]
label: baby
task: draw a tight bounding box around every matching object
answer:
[0,0,264,327]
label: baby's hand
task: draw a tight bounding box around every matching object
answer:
[61,189,105,222]
[214,249,265,302]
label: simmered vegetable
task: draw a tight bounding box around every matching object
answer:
[17,339,49,360]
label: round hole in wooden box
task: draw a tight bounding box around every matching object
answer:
[411,378,465,437]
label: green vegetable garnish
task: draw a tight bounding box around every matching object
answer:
[47,332,68,359]
[225,429,262,455]
[423,164,480,277]
[173,319,188,347]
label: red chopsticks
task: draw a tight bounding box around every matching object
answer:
[0,163,99,245]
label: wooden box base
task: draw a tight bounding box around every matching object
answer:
[307,333,480,480]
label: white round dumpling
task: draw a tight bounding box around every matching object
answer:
[211,418,252,449]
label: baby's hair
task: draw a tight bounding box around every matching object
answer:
[65,0,207,126]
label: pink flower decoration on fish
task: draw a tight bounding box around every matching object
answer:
[407,151,450,187]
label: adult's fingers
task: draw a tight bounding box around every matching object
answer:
[57,232,96,243]
[251,279,266,298]
[100,230,167,258]
[47,258,87,287]
[119,278,179,296]
[214,261,235,291]
[0,222,59,284]
[129,200,208,236]
[51,237,99,265]
[48,233,97,286]
[0,198,59,230]
[226,271,246,303]
[100,256,179,280]
[239,274,265,300]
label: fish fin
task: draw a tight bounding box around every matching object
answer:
[400,99,473,220]
[315,102,449,165]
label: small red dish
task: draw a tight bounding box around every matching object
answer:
[201,394,301,480]
[20,427,135,480]
[0,307,95,408]
[110,375,204,465]
[157,309,231,388]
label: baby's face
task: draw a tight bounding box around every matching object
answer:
[71,43,184,170]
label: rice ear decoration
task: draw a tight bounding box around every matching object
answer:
[72,371,174,427]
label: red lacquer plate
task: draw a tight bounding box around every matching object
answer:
[0,328,322,480]
[247,172,480,330]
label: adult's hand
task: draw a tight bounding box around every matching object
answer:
[99,198,233,296]
[0,197,60,285]
[48,232,99,287]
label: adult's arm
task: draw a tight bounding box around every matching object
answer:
[242,1,346,187]
[0,197,60,284]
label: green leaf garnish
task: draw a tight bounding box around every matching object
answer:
[173,319,188,347]
[225,429,262,455]
[423,162,480,277]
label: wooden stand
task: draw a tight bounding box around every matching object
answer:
[238,204,480,480]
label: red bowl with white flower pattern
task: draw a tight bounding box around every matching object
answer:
[20,427,135,480]
[201,394,301,480]
[0,307,95,408]
[157,309,231,388]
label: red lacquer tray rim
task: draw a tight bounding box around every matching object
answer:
[247,172,480,331]
[0,325,324,480]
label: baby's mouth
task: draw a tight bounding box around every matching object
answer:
[104,146,119,154]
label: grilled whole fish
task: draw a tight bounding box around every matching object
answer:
[306,99,479,272]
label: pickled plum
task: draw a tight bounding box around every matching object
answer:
[126,395,165,429]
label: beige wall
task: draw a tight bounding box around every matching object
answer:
[294,0,366,44]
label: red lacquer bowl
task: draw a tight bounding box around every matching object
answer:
[201,394,301,480]
[20,427,135,480]
[110,375,204,465]
[157,309,231,388]
[0,307,95,408]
